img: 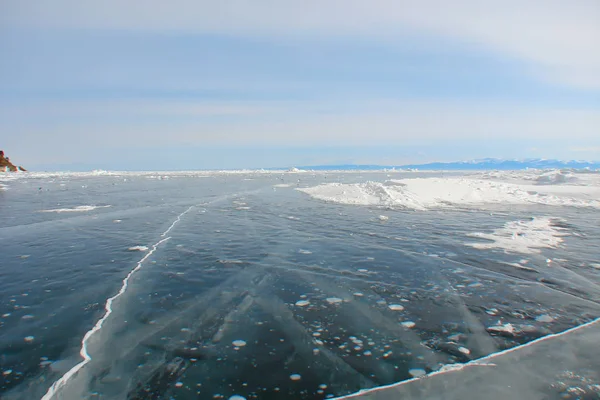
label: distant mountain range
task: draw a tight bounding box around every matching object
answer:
[296,158,600,171]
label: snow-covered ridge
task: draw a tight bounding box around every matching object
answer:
[476,169,591,185]
[297,172,600,210]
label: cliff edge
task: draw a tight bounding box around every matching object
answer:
[0,150,26,172]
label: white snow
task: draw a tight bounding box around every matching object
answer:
[289,374,302,381]
[297,172,600,210]
[534,170,579,185]
[232,340,247,347]
[487,323,516,335]
[408,369,427,378]
[401,321,416,329]
[326,297,344,304]
[288,167,309,173]
[466,217,568,254]
[40,205,111,213]
[128,246,149,252]
[536,314,554,323]
[295,300,310,307]
[388,304,405,311]
[479,169,588,186]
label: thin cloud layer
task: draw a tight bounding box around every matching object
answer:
[3,0,599,89]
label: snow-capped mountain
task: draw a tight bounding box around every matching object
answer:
[297,158,600,171]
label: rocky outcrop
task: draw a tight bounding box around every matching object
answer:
[0,150,26,172]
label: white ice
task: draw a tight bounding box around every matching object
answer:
[465,217,568,254]
[388,304,404,311]
[127,246,149,252]
[40,205,111,213]
[298,171,600,210]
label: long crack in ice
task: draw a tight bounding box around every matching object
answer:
[41,205,194,400]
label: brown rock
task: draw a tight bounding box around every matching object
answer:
[0,150,26,172]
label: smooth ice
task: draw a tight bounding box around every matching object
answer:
[1,170,599,400]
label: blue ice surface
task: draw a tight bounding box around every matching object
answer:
[0,171,599,399]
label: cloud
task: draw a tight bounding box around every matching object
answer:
[569,146,600,153]
[0,99,277,120]
[3,99,598,151]
[2,0,599,89]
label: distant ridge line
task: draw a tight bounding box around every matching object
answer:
[293,158,600,171]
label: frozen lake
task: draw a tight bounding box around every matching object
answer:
[1,170,599,399]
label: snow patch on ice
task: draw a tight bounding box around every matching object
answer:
[534,170,579,185]
[466,217,568,254]
[40,205,111,213]
[388,304,404,311]
[487,323,516,335]
[128,246,149,252]
[288,167,308,173]
[408,369,426,378]
[478,169,589,186]
[502,262,538,272]
[297,176,600,210]
[536,314,554,323]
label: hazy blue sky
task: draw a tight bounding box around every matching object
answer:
[1,1,599,170]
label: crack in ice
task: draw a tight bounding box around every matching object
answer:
[41,205,194,400]
[334,316,600,399]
